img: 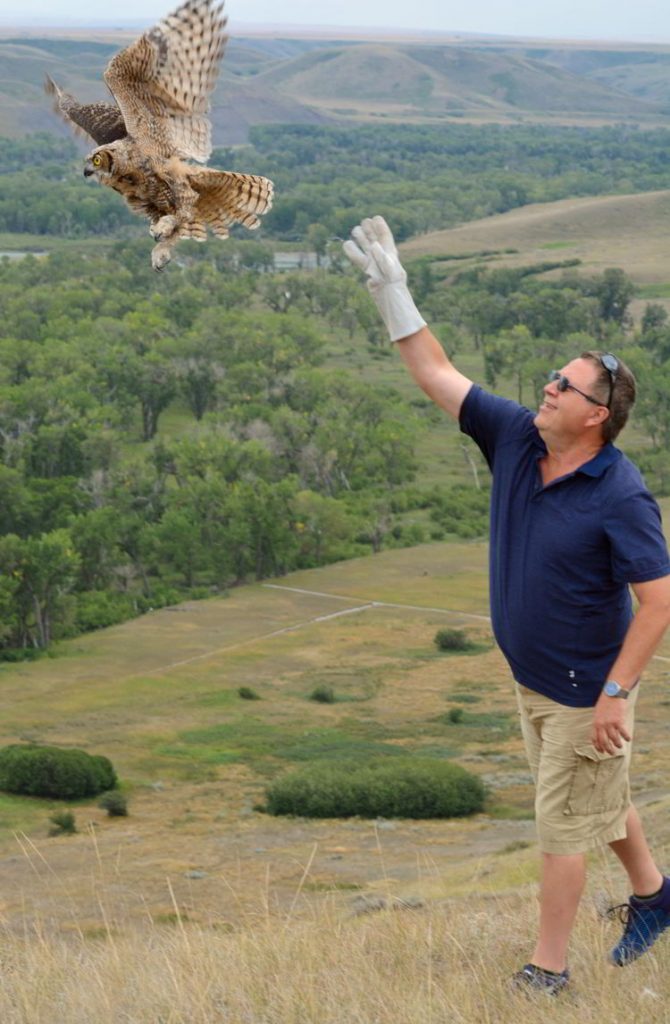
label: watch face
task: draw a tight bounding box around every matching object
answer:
[604,681,619,697]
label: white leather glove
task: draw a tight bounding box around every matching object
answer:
[343,216,427,343]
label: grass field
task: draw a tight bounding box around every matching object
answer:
[400,189,670,293]
[1,542,670,941]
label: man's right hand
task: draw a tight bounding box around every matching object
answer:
[344,216,472,419]
[343,216,426,342]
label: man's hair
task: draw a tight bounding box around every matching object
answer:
[580,350,636,443]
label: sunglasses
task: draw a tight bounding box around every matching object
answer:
[599,352,619,408]
[548,353,619,409]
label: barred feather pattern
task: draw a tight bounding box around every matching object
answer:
[44,74,127,146]
[104,0,227,162]
[186,169,274,239]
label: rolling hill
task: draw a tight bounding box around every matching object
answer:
[254,43,655,119]
[399,188,670,296]
[1,32,670,143]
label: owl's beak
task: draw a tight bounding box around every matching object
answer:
[83,160,95,177]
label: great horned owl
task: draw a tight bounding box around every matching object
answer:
[45,0,274,270]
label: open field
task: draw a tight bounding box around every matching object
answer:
[1,542,670,953]
[400,188,670,287]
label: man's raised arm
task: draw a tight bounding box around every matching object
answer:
[343,216,473,420]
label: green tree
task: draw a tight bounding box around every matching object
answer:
[596,268,635,326]
[0,529,80,648]
[293,490,356,565]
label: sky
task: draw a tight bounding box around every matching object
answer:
[2,0,670,43]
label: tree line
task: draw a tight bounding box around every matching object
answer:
[3,122,670,241]
[2,234,665,656]
[0,242,428,655]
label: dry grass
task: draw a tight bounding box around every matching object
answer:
[1,548,670,1018]
[399,189,670,292]
[2,854,670,1023]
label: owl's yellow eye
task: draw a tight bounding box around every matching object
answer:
[92,154,102,167]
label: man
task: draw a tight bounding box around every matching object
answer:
[344,215,670,994]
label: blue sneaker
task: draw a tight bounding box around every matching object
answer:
[511,963,570,995]
[609,880,670,966]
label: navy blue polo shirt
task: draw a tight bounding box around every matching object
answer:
[460,385,670,707]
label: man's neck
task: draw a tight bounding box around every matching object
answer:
[539,435,605,485]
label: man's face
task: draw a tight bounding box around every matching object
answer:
[534,357,607,441]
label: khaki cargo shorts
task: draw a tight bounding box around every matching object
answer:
[516,682,638,855]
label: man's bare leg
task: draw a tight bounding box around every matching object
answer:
[609,805,663,895]
[530,852,586,973]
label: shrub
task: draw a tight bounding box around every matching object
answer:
[75,591,135,632]
[135,584,182,613]
[48,810,77,835]
[265,758,485,819]
[447,707,465,724]
[428,484,490,539]
[99,791,128,817]
[434,628,472,652]
[238,686,261,700]
[0,647,44,663]
[309,684,336,704]
[0,744,118,800]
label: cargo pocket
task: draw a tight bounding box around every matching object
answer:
[564,744,627,816]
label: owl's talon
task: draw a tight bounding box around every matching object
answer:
[151,245,173,271]
[151,215,178,242]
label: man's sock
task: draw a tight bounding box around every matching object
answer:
[634,875,670,907]
[528,964,567,978]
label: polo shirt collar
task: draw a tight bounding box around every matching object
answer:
[533,437,620,479]
[576,443,619,477]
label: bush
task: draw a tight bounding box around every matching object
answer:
[0,647,44,663]
[99,791,128,816]
[428,484,489,539]
[75,590,135,632]
[135,584,183,613]
[434,628,472,652]
[309,684,336,704]
[238,686,261,700]
[48,810,77,835]
[264,758,485,819]
[0,744,118,800]
[447,707,465,724]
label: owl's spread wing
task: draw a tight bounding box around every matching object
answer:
[104,0,227,163]
[44,74,127,146]
[185,169,274,237]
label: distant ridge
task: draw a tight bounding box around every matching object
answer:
[1,31,670,142]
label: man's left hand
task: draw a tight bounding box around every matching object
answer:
[591,694,631,754]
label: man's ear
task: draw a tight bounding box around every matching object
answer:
[588,405,610,431]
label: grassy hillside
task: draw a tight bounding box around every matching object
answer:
[400,188,670,292]
[0,542,669,1020]
[253,43,653,120]
[1,32,668,143]
[517,46,670,108]
[1,543,670,904]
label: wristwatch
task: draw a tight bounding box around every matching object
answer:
[603,679,630,699]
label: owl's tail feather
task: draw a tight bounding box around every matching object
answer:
[188,169,274,240]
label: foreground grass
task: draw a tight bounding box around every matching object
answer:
[2,871,670,1024]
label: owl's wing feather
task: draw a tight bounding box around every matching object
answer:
[104,0,227,163]
[186,169,274,237]
[44,74,127,146]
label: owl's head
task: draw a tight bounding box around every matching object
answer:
[83,147,114,180]
[84,141,129,181]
